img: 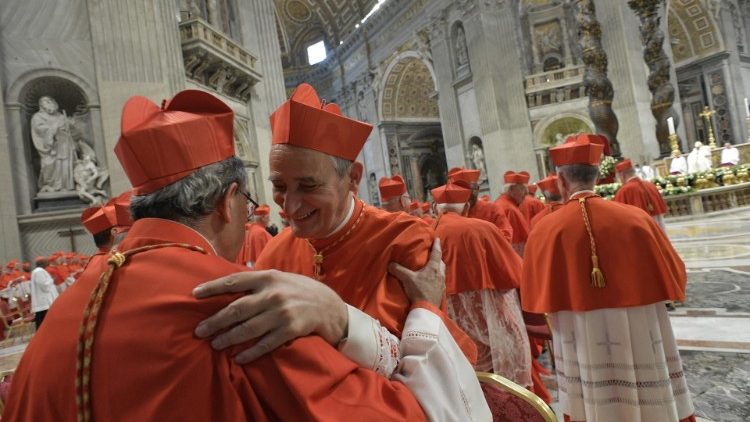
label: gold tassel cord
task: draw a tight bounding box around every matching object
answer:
[578,197,606,288]
[75,243,206,422]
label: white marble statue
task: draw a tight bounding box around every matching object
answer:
[31,96,79,193]
[73,154,109,205]
[687,141,712,173]
[471,143,488,184]
[455,26,469,67]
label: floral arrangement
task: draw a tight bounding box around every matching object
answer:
[594,182,621,200]
[598,155,616,179]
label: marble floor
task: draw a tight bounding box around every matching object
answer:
[1,207,749,420]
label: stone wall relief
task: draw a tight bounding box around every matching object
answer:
[535,20,564,71]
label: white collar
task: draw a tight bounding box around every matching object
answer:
[569,189,596,199]
[324,196,356,238]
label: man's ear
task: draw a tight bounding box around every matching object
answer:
[348,162,364,193]
[218,182,239,223]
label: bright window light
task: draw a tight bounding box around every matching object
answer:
[307,41,326,65]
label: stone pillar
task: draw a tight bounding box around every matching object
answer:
[86,0,186,194]
[466,1,537,196]
[428,10,465,169]
[591,0,657,161]
[409,155,424,201]
[235,0,288,214]
[716,2,748,145]
[0,79,23,262]
[572,0,621,157]
[627,0,682,157]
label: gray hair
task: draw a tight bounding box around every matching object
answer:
[329,155,353,178]
[557,164,599,185]
[130,157,247,226]
[436,203,466,214]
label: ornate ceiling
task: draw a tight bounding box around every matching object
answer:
[273,0,378,68]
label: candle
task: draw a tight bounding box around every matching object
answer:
[667,116,675,135]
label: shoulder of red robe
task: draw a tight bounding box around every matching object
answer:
[269,83,373,161]
[115,90,235,195]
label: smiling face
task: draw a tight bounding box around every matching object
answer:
[269,144,360,239]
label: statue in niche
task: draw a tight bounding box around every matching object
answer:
[537,24,562,56]
[470,143,488,184]
[454,26,469,68]
[31,96,80,193]
[73,153,109,205]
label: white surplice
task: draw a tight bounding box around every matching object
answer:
[550,301,694,422]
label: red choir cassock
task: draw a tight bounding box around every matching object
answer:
[613,159,667,216]
[3,89,427,421]
[420,202,435,225]
[521,134,694,422]
[259,83,476,360]
[235,204,273,266]
[448,167,514,242]
[519,193,546,225]
[529,175,563,230]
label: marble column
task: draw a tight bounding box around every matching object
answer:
[86,0,186,195]
[0,79,23,262]
[590,0,657,161]
[467,1,537,196]
[235,0,289,213]
[627,0,681,157]
[716,2,748,145]
[428,10,465,169]
[409,155,424,201]
[572,0,621,157]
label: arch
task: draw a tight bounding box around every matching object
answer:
[6,68,98,107]
[667,0,724,66]
[378,51,439,122]
[533,113,594,148]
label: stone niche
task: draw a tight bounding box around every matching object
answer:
[18,76,108,212]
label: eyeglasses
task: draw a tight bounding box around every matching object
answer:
[238,189,259,209]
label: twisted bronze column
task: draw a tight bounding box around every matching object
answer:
[628,0,681,157]
[573,0,621,157]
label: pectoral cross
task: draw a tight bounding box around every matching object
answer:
[699,106,717,148]
[596,330,621,356]
[57,227,85,252]
[313,253,324,279]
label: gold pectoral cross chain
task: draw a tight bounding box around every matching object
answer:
[306,200,366,280]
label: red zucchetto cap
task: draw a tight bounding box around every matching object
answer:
[550,134,605,167]
[115,90,235,195]
[431,183,472,204]
[421,202,430,213]
[270,83,373,161]
[81,205,115,235]
[379,175,406,201]
[504,171,530,185]
[615,159,633,173]
[536,175,560,196]
[448,167,480,185]
[254,204,270,216]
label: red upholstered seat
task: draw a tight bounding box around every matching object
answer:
[477,372,557,422]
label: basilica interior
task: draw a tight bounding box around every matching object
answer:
[0,0,749,420]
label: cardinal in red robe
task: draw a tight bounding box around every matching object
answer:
[235,204,273,267]
[614,158,668,231]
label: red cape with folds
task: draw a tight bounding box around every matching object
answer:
[521,196,687,313]
[435,213,521,295]
[519,195,546,225]
[235,222,272,265]
[614,178,668,216]
[256,199,477,363]
[468,199,513,243]
[529,202,563,231]
[494,194,529,245]
[4,218,426,421]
